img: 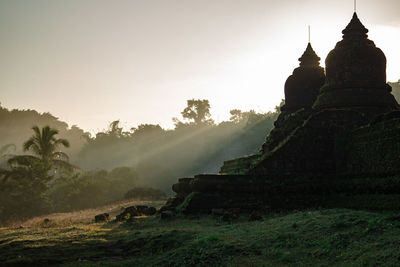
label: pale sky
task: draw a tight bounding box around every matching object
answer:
[1,0,399,133]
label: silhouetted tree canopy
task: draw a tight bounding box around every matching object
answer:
[131,124,164,139]
[179,99,214,126]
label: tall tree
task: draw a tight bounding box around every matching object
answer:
[181,99,214,125]
[7,126,72,172]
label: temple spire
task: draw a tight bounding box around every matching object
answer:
[308,25,311,43]
[354,0,357,12]
[342,12,368,39]
[299,43,320,67]
[282,40,325,112]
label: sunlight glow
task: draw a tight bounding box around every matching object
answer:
[0,1,399,132]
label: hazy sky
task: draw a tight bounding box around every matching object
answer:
[1,0,399,133]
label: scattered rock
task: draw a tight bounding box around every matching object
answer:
[248,211,262,222]
[145,207,157,216]
[125,206,140,216]
[135,205,157,216]
[116,205,157,221]
[43,218,50,224]
[135,205,148,214]
[160,210,174,220]
[116,206,139,221]
[95,213,109,223]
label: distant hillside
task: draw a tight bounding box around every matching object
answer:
[389,80,400,103]
[0,104,88,161]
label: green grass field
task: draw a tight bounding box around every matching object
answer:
[1,202,400,266]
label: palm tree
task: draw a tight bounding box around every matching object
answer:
[25,126,69,161]
[7,126,72,171]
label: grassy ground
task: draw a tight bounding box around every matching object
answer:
[1,204,400,266]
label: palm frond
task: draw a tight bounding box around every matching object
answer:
[32,126,41,138]
[23,138,36,152]
[43,126,59,141]
[54,138,70,148]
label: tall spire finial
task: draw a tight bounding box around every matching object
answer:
[298,42,320,67]
[342,12,368,38]
[354,0,357,12]
[308,25,311,43]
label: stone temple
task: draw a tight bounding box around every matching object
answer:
[162,13,400,213]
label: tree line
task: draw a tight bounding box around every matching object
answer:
[0,99,280,224]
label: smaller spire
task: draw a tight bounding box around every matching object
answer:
[342,12,368,39]
[299,43,320,67]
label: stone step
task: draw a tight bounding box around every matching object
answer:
[172,177,194,195]
[180,174,400,213]
[219,154,261,174]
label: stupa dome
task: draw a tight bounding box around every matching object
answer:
[281,43,325,112]
[313,13,398,114]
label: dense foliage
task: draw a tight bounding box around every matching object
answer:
[0,126,139,224]
[0,160,52,223]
